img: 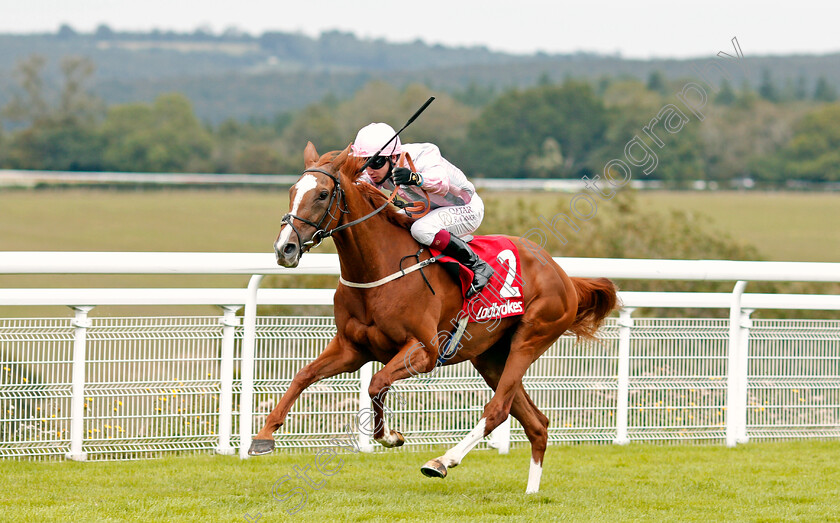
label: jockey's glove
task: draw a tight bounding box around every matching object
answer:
[392,167,422,186]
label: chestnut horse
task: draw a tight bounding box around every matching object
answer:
[249,142,618,494]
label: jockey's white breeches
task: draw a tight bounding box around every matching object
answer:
[410,194,485,246]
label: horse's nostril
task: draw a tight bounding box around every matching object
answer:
[283,244,297,256]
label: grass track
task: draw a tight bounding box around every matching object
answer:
[2,441,839,522]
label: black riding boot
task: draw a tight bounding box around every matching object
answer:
[442,235,495,298]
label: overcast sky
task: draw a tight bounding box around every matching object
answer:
[1,0,838,59]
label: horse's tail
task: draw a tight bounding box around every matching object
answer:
[568,277,620,340]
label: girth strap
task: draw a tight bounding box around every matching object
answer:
[339,253,443,289]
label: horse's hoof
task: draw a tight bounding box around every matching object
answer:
[420,458,447,478]
[376,430,405,448]
[391,430,405,447]
[248,438,275,456]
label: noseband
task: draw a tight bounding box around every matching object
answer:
[281,167,399,253]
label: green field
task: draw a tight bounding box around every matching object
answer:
[1,442,838,522]
[1,189,837,261]
[0,189,293,317]
[481,190,839,263]
[1,188,837,317]
[0,189,287,253]
[634,191,840,263]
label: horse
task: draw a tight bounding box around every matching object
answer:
[249,142,619,494]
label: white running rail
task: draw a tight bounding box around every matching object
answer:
[1,252,838,461]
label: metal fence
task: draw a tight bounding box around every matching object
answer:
[1,253,839,461]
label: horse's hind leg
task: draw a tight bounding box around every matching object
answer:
[421,347,550,494]
[494,384,550,493]
[517,388,550,493]
[473,350,550,494]
[418,343,507,479]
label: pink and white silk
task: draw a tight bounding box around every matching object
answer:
[357,143,482,245]
[357,143,475,209]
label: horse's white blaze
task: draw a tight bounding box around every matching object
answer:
[440,417,487,468]
[275,174,318,251]
[525,457,542,494]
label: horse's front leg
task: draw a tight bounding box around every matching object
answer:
[249,335,367,455]
[368,339,435,448]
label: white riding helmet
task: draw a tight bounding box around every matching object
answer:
[351,122,402,157]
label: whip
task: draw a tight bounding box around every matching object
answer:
[358,96,435,173]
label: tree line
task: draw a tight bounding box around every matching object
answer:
[1,55,838,185]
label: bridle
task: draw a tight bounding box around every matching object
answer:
[280,166,398,253]
[281,163,439,295]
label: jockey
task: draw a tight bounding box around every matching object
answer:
[352,122,495,298]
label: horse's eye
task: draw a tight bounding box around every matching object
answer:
[318,190,329,200]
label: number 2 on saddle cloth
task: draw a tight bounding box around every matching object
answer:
[429,238,527,365]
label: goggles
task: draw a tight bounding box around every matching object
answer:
[366,154,389,170]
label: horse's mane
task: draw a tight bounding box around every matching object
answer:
[331,152,414,231]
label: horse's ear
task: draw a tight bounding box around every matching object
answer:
[331,144,353,171]
[304,141,319,168]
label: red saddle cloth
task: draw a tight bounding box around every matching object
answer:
[430,235,526,323]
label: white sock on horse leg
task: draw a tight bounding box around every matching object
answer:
[525,457,542,494]
[374,418,400,447]
[441,418,487,467]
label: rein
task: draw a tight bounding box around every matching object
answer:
[392,152,431,219]
[281,167,398,253]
